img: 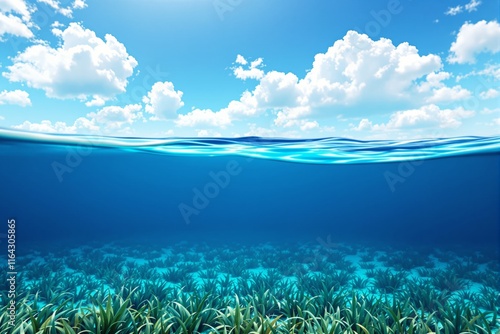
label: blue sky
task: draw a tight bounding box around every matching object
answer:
[0,0,499,139]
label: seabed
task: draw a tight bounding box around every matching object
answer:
[1,240,499,333]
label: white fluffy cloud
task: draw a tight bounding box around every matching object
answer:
[176,31,446,131]
[0,0,33,38]
[197,129,221,137]
[3,22,138,104]
[445,0,481,15]
[448,20,500,64]
[73,0,87,10]
[13,117,98,133]
[37,0,87,17]
[176,108,232,128]
[426,86,471,103]
[354,104,475,132]
[386,105,474,128]
[143,81,184,120]
[465,0,481,11]
[87,104,143,129]
[233,55,265,80]
[445,6,462,16]
[301,31,441,104]
[0,89,31,106]
[479,88,499,99]
[13,103,143,134]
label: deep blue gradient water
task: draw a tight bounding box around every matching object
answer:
[1,129,500,333]
[1,129,499,249]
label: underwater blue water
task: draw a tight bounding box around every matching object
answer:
[0,128,499,250]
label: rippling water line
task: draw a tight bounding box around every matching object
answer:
[1,128,499,164]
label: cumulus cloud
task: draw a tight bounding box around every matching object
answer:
[300,120,319,131]
[448,20,500,64]
[353,104,475,132]
[13,117,98,133]
[426,86,471,103]
[143,81,184,120]
[73,0,87,10]
[274,106,311,128]
[0,0,34,38]
[232,55,265,80]
[197,129,221,137]
[14,103,143,134]
[176,31,446,132]
[176,108,232,128]
[301,31,441,104]
[3,22,138,105]
[0,89,31,106]
[480,88,499,99]
[386,105,474,128]
[87,104,143,129]
[244,123,280,137]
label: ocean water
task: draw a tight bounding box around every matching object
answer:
[1,129,499,333]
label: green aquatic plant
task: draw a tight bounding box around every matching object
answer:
[331,258,354,272]
[280,289,310,318]
[200,268,219,279]
[163,267,189,283]
[249,289,282,317]
[176,261,200,273]
[372,268,407,293]
[309,283,347,315]
[436,300,492,334]
[480,269,500,290]
[416,268,439,278]
[217,260,249,277]
[217,274,235,296]
[431,271,469,292]
[166,293,219,333]
[400,278,450,312]
[137,263,159,280]
[144,279,173,302]
[31,274,65,303]
[277,261,305,277]
[384,250,430,271]
[212,295,258,334]
[3,241,500,334]
[447,260,479,279]
[359,261,376,270]
[329,270,354,287]
[350,277,370,290]
[474,286,500,317]
[343,293,377,333]
[179,273,198,293]
[81,293,137,334]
